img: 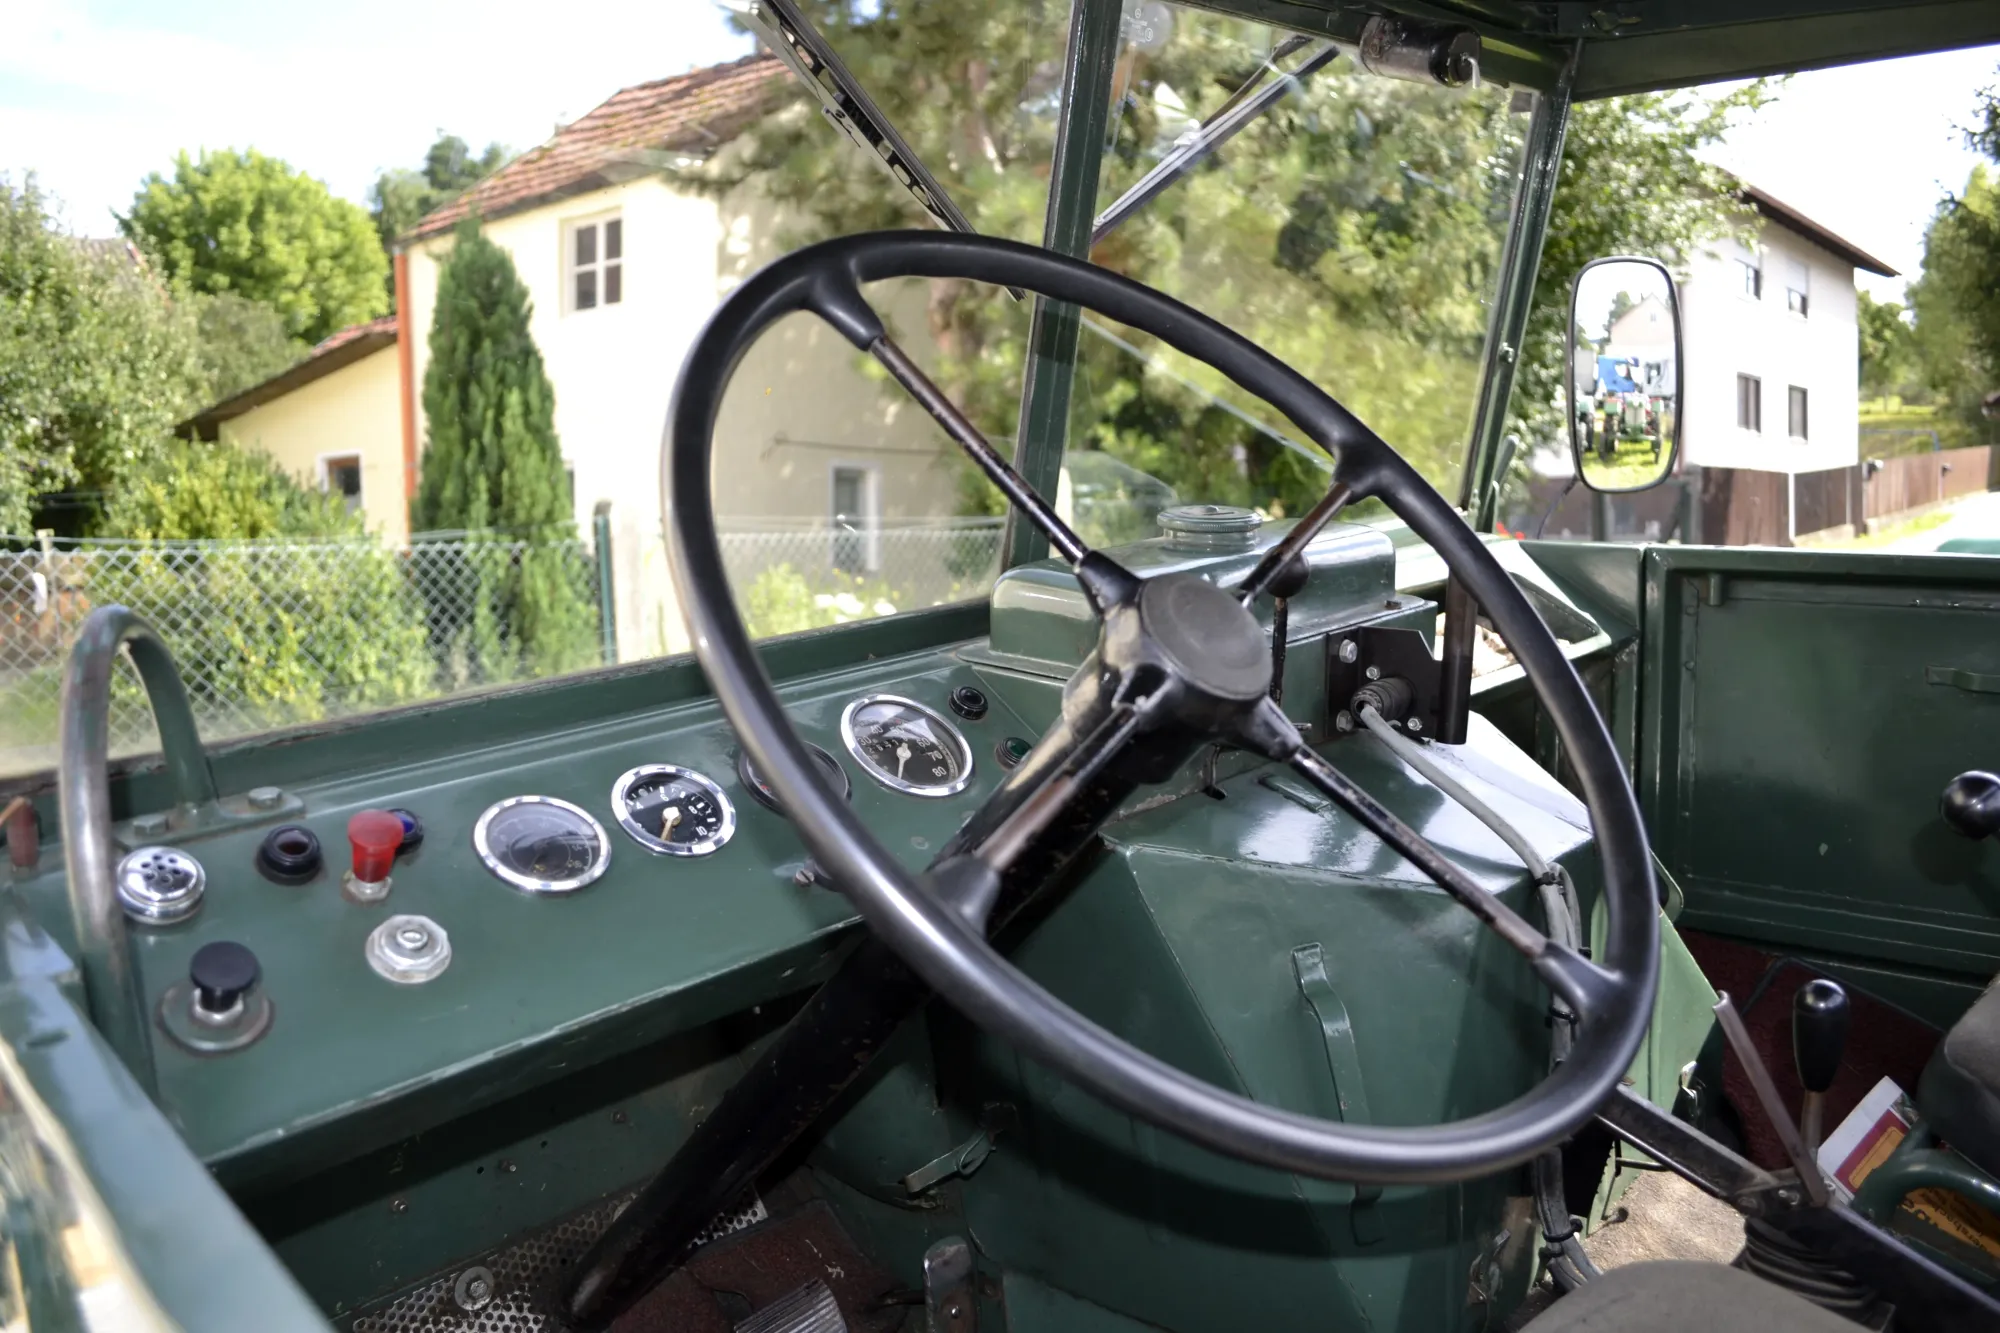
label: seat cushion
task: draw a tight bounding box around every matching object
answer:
[1919,978,2000,1178]
[1518,1261,1853,1332]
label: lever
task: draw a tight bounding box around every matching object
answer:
[1940,770,2000,839]
[1263,551,1311,705]
[1793,978,1850,1164]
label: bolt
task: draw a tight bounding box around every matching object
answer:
[499,1158,517,1173]
[133,813,168,836]
[612,1110,630,1125]
[1335,711,1355,734]
[248,786,283,811]
[1776,1187,1799,1205]
[1364,665,1381,681]
[396,925,430,950]
[1338,639,1358,664]
[390,1197,407,1214]
[1407,718,1423,734]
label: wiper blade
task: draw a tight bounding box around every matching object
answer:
[735,0,978,237]
[1092,40,1339,247]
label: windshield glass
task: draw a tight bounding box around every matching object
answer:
[0,0,1532,778]
[1059,3,1533,532]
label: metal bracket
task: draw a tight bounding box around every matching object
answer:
[902,1104,1017,1197]
[922,1236,978,1333]
[1326,627,1443,738]
[1292,944,1384,1244]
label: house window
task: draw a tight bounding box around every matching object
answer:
[1736,374,1762,432]
[1785,257,1809,317]
[830,465,879,575]
[1789,386,1809,440]
[1737,257,1763,299]
[321,455,363,514]
[566,215,623,313]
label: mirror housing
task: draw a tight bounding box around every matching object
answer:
[1568,256,1683,494]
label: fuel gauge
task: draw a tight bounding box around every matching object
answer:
[611,765,736,857]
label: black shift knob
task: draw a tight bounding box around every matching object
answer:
[1941,771,2000,839]
[1793,978,1850,1095]
[191,941,260,1014]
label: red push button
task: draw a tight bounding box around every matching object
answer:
[347,810,404,884]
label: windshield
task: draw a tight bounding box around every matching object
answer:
[0,0,1530,778]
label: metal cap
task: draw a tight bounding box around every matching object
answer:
[366,914,452,985]
[115,846,205,925]
[1157,503,1262,552]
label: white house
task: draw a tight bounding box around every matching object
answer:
[1677,182,1898,475]
[395,54,965,660]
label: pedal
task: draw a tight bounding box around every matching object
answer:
[732,1278,848,1333]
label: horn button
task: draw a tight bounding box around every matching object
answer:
[1137,573,1271,702]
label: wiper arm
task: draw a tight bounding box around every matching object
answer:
[1092,39,1339,248]
[735,0,978,238]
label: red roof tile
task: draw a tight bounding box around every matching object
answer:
[313,314,397,355]
[405,53,788,243]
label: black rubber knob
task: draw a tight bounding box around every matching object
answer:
[1792,978,1850,1096]
[191,941,260,1014]
[1941,771,2000,839]
[949,686,990,721]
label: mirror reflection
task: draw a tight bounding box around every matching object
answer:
[1570,258,1681,492]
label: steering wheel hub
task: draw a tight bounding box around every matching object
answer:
[1138,574,1272,702]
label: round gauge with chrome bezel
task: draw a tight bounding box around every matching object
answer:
[840,693,974,798]
[473,795,611,895]
[611,764,736,856]
[738,743,851,816]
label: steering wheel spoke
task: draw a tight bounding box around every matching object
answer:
[1284,746,1616,1016]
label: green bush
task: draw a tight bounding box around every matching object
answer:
[741,564,905,640]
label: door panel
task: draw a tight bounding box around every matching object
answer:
[1640,547,2000,978]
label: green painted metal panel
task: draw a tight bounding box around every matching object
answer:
[1639,547,2000,978]
[0,904,326,1330]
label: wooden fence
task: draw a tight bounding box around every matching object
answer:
[1515,444,1996,548]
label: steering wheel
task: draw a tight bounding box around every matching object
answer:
[665,231,1658,1184]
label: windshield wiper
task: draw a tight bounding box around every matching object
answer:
[1092,39,1339,247]
[736,0,979,237]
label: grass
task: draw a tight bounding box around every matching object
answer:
[1823,508,1953,550]
[1859,397,1982,456]
[1580,433,1670,491]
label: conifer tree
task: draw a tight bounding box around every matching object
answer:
[415,219,596,677]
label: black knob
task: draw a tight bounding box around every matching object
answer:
[1792,978,1850,1096]
[949,686,989,721]
[1941,771,2000,839]
[191,941,260,1015]
[256,824,323,884]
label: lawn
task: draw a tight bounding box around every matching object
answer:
[1859,398,1982,457]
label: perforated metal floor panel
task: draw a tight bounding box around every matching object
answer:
[347,1190,768,1333]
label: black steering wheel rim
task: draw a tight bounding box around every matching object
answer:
[664,230,1658,1184]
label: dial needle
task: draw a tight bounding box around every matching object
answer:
[660,805,682,840]
[895,742,910,778]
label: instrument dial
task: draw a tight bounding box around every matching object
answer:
[611,765,736,856]
[840,694,973,797]
[473,795,610,894]
[738,743,851,816]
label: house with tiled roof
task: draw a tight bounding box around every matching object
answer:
[393,53,958,659]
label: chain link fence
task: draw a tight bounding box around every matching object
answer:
[716,518,1005,639]
[1,531,606,775]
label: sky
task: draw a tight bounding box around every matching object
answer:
[1,1,1994,308]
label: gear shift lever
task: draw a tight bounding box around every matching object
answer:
[1793,978,1850,1165]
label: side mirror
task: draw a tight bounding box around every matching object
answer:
[1568,256,1683,494]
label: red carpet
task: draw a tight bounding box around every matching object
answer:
[1680,931,1941,1172]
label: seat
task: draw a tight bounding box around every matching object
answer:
[1918,977,2000,1178]
[1518,1261,1853,1332]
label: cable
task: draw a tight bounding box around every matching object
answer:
[1357,703,1598,1288]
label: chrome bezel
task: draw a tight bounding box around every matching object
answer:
[840,693,974,798]
[471,795,611,894]
[610,764,737,857]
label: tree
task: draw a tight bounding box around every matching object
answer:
[192,291,308,402]
[370,132,511,258]
[1857,291,1919,402]
[1908,165,2000,431]
[415,219,595,676]
[1,176,206,533]
[684,1,1766,521]
[121,149,388,344]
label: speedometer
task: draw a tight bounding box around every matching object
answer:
[473,795,610,894]
[611,765,735,856]
[840,694,973,797]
